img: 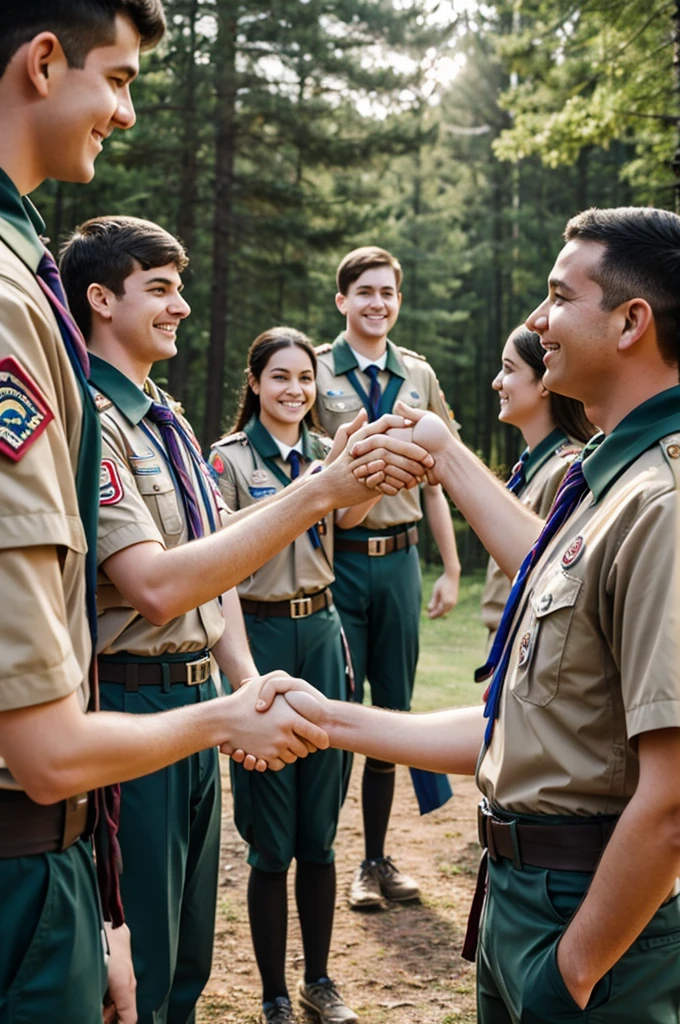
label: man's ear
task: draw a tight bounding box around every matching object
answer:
[335,292,347,316]
[24,33,65,98]
[87,282,115,321]
[618,298,653,352]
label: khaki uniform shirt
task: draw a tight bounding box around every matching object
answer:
[90,355,225,657]
[478,387,680,817]
[0,172,90,787]
[482,431,582,638]
[315,334,460,530]
[210,417,334,602]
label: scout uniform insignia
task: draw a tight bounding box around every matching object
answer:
[251,469,269,485]
[0,356,53,462]
[517,630,533,668]
[210,453,225,474]
[100,458,124,505]
[561,535,584,568]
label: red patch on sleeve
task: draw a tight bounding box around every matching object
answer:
[100,458,124,505]
[211,453,225,474]
[0,356,54,462]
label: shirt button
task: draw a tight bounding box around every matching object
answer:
[667,444,680,459]
[153,483,160,492]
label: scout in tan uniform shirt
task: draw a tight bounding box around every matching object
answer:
[481,326,594,642]
[315,245,461,909]
[211,327,376,1024]
[253,207,680,1024]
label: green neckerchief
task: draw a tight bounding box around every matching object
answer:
[583,385,680,502]
[89,353,152,425]
[524,428,569,485]
[330,333,406,417]
[0,167,45,272]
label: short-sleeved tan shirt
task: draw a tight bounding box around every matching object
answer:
[210,419,334,602]
[315,334,460,530]
[0,201,90,786]
[482,434,583,639]
[478,391,680,817]
[89,355,225,657]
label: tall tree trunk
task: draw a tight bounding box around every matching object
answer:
[168,0,200,402]
[672,1,680,211]
[204,0,238,444]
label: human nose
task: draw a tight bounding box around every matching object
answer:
[170,293,191,318]
[491,368,503,391]
[113,85,136,130]
[526,299,549,334]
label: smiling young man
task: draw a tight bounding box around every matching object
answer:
[314,246,462,908]
[258,207,680,1022]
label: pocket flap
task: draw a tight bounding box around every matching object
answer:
[531,572,581,618]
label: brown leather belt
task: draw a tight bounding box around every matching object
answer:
[0,788,89,858]
[334,525,418,557]
[240,589,332,620]
[98,651,212,689]
[462,800,619,962]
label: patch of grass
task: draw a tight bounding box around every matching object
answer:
[413,568,487,712]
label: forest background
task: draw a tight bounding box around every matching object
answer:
[36,0,680,569]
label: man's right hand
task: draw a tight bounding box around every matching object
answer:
[219,674,329,770]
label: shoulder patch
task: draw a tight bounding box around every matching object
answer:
[315,343,333,355]
[212,431,248,448]
[100,458,124,506]
[0,356,54,462]
[88,385,112,413]
[398,345,427,362]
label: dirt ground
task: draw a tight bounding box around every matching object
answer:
[199,758,480,1024]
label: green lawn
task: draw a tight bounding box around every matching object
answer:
[411,568,488,712]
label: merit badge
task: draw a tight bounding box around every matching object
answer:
[561,535,585,568]
[517,630,533,668]
[326,389,344,396]
[410,390,420,400]
[249,486,277,500]
[100,459,124,506]
[251,469,269,485]
[92,391,111,412]
[0,357,53,462]
[211,454,225,474]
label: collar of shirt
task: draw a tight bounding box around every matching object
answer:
[89,353,152,425]
[245,414,314,461]
[330,333,407,380]
[583,384,680,502]
[348,344,387,372]
[0,167,46,273]
[524,428,569,484]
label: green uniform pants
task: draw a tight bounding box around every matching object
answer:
[331,525,422,710]
[231,606,351,872]
[0,838,106,1023]
[478,856,680,1022]
[100,675,221,1024]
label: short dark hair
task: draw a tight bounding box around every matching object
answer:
[509,326,596,444]
[230,327,322,434]
[336,246,402,295]
[564,206,680,369]
[0,1,166,79]
[60,215,187,339]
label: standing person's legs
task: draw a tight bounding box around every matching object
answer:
[0,839,107,1023]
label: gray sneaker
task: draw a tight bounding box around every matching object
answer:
[348,860,383,910]
[297,978,358,1024]
[262,997,299,1024]
[374,856,420,902]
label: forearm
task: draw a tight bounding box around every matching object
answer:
[213,589,257,689]
[436,441,541,578]
[335,493,381,529]
[423,484,460,577]
[324,701,485,775]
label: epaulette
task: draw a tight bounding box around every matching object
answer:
[315,343,332,355]
[88,384,112,413]
[397,345,427,362]
[212,431,248,448]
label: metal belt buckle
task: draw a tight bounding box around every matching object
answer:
[368,536,388,557]
[186,655,211,685]
[290,597,313,619]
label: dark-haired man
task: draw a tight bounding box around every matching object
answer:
[0,6,429,1022]
[258,206,680,1022]
[314,246,461,908]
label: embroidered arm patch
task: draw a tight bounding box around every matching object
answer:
[0,356,54,462]
[100,458,124,505]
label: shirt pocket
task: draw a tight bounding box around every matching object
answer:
[513,571,582,708]
[134,472,184,537]
[318,393,364,417]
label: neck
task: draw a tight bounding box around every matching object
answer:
[582,367,678,435]
[258,410,302,448]
[520,410,557,451]
[344,328,387,361]
[88,333,152,388]
[0,106,47,196]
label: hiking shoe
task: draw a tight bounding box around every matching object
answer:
[262,996,299,1024]
[348,860,383,910]
[374,856,420,901]
[298,978,358,1023]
